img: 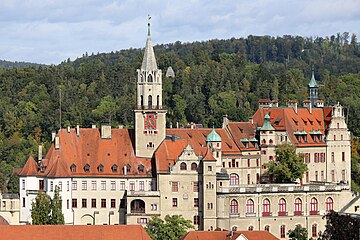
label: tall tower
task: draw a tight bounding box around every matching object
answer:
[308,69,319,107]
[134,22,167,158]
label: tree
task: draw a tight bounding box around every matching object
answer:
[288,224,308,240]
[31,190,51,225]
[319,211,360,240]
[267,143,307,183]
[145,215,193,240]
[49,186,64,224]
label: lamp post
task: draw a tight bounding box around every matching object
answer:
[93,211,99,225]
[108,211,114,225]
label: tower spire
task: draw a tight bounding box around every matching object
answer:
[147,14,151,36]
[141,15,157,71]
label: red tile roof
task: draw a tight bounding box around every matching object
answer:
[0,225,151,240]
[181,230,279,240]
[0,216,9,225]
[227,122,259,151]
[18,156,38,176]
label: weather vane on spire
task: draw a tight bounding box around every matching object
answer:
[147,14,151,36]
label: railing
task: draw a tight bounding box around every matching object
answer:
[134,105,167,110]
[262,212,271,217]
[278,211,287,216]
[294,211,303,216]
[127,191,160,197]
[131,207,145,214]
[310,210,319,215]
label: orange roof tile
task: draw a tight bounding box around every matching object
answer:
[0,216,9,225]
[181,230,279,240]
[227,122,259,151]
[18,156,38,176]
[0,225,151,240]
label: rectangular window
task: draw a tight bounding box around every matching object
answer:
[151,204,157,211]
[231,159,236,168]
[67,181,70,191]
[331,152,335,162]
[342,152,345,162]
[92,181,97,190]
[22,198,25,207]
[321,171,324,181]
[91,199,96,208]
[148,181,152,191]
[101,199,106,208]
[193,215,199,225]
[331,170,335,182]
[315,171,318,181]
[111,181,116,191]
[39,180,44,191]
[129,181,135,191]
[72,181,77,190]
[172,198,178,207]
[72,199,77,208]
[193,182,199,192]
[342,170,346,181]
[101,181,106,190]
[22,179,25,190]
[306,172,309,183]
[208,166,212,171]
[58,181,62,191]
[82,198,87,208]
[194,198,199,207]
[139,181,144,191]
[172,182,179,192]
[247,174,251,184]
[82,181,87,190]
[137,218,148,224]
[120,181,125,191]
[111,199,116,208]
[67,200,69,209]
[50,181,54,192]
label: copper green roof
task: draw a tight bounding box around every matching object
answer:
[240,138,249,142]
[249,137,258,142]
[260,113,275,131]
[206,127,221,142]
[308,71,318,88]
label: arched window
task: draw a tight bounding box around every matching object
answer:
[312,224,317,238]
[148,74,153,82]
[310,198,318,215]
[111,164,118,173]
[97,164,103,173]
[230,199,238,215]
[230,173,239,186]
[248,225,254,231]
[157,95,159,108]
[84,164,90,172]
[131,199,145,213]
[70,164,76,173]
[262,139,266,144]
[180,162,187,170]
[280,225,286,238]
[232,226,238,231]
[246,199,255,214]
[262,199,271,216]
[264,225,270,232]
[148,95,152,107]
[191,163,197,171]
[278,198,286,215]
[294,198,302,215]
[326,197,334,212]
[269,139,273,144]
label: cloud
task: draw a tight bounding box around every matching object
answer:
[0,0,359,64]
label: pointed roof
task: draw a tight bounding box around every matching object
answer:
[141,23,158,71]
[308,71,318,88]
[260,113,275,131]
[19,156,38,176]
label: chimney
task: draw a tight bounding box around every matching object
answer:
[119,125,124,129]
[55,135,60,150]
[170,122,173,128]
[92,124,97,129]
[67,126,70,133]
[303,100,312,113]
[176,122,179,128]
[101,124,112,139]
[248,117,254,124]
[38,145,43,161]
[288,100,298,114]
[222,115,229,128]
[124,164,127,176]
[76,125,80,136]
[51,132,56,142]
[190,122,195,129]
[316,100,324,108]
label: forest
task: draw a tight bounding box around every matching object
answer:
[0,32,360,193]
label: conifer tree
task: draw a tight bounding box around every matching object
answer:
[31,190,51,225]
[49,186,65,225]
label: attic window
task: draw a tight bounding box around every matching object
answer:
[274,118,281,125]
[84,164,90,172]
[138,164,144,173]
[70,164,76,173]
[98,164,104,173]
[112,164,118,173]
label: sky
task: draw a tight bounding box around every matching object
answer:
[0,0,359,64]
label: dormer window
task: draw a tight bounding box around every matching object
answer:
[84,164,90,173]
[98,164,104,173]
[111,164,118,173]
[138,164,144,173]
[70,164,76,173]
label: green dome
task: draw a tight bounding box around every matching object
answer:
[260,113,275,131]
[206,127,221,142]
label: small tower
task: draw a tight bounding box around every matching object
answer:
[134,20,167,158]
[308,68,319,107]
[206,127,222,171]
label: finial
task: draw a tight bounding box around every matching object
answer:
[147,14,151,36]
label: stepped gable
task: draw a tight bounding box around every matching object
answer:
[36,128,151,178]
[18,156,38,176]
[227,122,259,151]
[166,128,241,155]
[253,107,332,146]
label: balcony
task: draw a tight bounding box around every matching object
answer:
[131,207,145,214]
[262,212,271,217]
[310,210,319,215]
[127,191,160,197]
[294,211,303,216]
[278,211,287,216]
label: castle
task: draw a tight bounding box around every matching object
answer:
[18,24,355,239]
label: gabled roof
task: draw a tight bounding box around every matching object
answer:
[0,225,151,240]
[18,156,38,176]
[181,230,279,240]
[227,122,259,151]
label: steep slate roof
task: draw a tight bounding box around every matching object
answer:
[181,230,279,240]
[253,107,331,147]
[0,225,151,240]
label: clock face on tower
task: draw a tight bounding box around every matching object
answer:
[144,114,156,129]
